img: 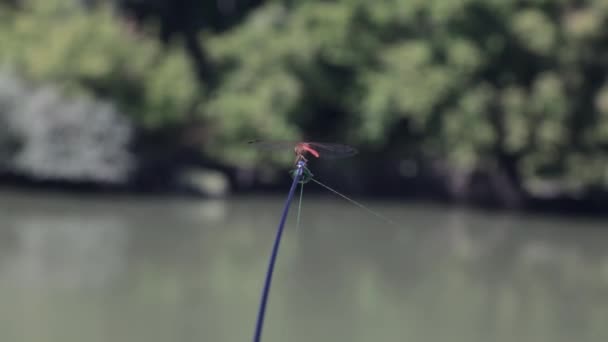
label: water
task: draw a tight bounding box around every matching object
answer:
[0,190,607,342]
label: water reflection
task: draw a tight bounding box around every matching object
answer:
[2,215,127,288]
[0,191,607,342]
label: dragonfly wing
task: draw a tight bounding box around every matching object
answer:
[247,140,358,159]
[247,140,299,151]
[306,142,358,159]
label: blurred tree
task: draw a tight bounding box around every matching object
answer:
[0,69,133,183]
[0,0,200,130]
[117,0,264,33]
[115,0,265,82]
[3,0,608,206]
[206,0,608,204]
[0,0,204,187]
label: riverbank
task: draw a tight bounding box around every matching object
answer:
[3,160,607,217]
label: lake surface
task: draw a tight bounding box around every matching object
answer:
[0,190,607,342]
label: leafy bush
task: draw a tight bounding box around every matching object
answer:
[0,69,133,183]
[0,0,200,129]
[207,0,608,196]
[4,0,608,199]
[0,0,201,184]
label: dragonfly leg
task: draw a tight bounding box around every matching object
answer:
[294,154,308,165]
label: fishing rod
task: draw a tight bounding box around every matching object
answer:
[252,160,305,342]
[250,140,396,342]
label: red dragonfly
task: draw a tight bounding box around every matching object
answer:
[248,140,358,164]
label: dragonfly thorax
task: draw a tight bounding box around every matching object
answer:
[294,143,320,158]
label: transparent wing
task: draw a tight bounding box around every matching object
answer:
[247,140,300,151]
[305,142,358,159]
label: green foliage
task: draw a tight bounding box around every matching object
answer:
[0,0,199,129]
[3,0,608,197]
[0,69,134,182]
[208,0,608,194]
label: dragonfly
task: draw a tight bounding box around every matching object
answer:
[248,140,358,164]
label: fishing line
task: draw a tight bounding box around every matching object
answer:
[310,178,398,227]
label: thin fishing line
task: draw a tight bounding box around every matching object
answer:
[310,177,398,227]
[295,182,304,230]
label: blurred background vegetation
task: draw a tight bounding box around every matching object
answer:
[2,0,608,211]
[4,4,608,342]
